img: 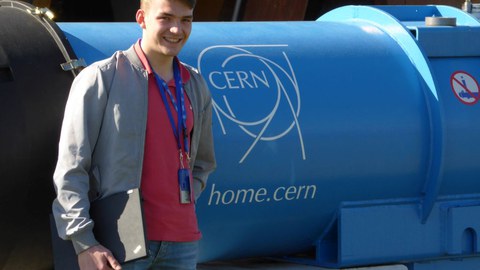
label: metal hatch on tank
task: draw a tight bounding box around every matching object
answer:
[1,1,480,269]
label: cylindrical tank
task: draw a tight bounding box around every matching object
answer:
[0,1,78,268]
[2,1,480,269]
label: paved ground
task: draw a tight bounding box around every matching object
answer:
[198,258,408,270]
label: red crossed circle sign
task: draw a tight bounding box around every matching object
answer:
[450,71,480,105]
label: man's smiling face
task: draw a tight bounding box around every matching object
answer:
[137,0,193,60]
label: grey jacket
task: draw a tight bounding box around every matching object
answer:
[52,46,216,254]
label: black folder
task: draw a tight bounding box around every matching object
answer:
[50,189,147,270]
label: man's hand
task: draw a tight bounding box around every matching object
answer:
[78,245,122,270]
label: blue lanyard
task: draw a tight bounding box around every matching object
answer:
[152,60,190,156]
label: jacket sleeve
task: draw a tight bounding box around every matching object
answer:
[52,64,109,254]
[190,74,217,201]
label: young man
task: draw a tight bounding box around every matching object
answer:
[52,0,216,269]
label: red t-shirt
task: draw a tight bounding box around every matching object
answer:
[134,41,201,242]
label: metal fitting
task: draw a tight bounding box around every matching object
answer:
[27,7,55,20]
[462,0,472,13]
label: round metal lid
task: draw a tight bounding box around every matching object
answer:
[425,16,457,26]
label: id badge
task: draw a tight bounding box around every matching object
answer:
[178,168,192,204]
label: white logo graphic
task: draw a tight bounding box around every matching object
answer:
[198,45,306,163]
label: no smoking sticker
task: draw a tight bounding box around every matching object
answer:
[450,71,480,105]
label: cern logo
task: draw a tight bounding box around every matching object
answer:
[198,45,306,163]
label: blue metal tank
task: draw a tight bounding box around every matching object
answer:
[1,2,480,269]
